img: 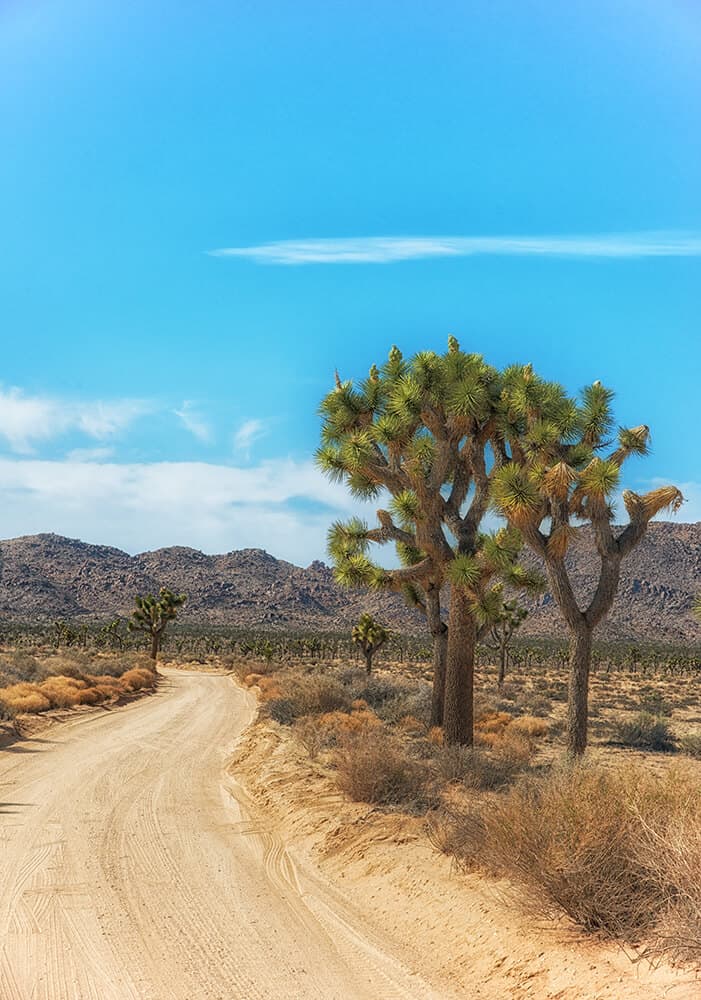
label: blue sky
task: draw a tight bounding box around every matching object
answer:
[0,0,699,563]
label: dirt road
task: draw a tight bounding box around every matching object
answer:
[0,669,446,1000]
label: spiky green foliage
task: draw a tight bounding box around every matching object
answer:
[318,340,544,745]
[128,587,186,659]
[492,367,683,756]
[351,613,390,673]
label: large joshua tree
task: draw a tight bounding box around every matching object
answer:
[318,339,542,745]
[492,366,684,757]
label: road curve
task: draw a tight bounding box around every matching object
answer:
[0,669,443,1000]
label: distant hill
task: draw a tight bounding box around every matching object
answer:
[0,525,699,643]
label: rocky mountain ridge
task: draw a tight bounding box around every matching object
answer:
[0,525,699,642]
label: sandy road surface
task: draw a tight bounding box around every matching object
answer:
[0,669,443,1000]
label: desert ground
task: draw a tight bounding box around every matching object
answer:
[0,664,698,999]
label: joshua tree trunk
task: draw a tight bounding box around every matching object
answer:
[443,587,476,746]
[566,624,593,757]
[430,625,448,727]
[150,631,161,661]
[497,642,508,687]
[426,586,448,727]
[364,648,373,674]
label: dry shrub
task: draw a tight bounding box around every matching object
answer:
[398,714,426,735]
[39,676,86,708]
[433,742,531,790]
[0,699,17,721]
[475,711,512,735]
[0,651,47,686]
[510,715,549,739]
[0,683,51,713]
[679,731,701,759]
[428,726,443,746]
[120,667,157,692]
[334,729,432,809]
[243,673,263,687]
[293,716,326,759]
[431,761,701,954]
[257,676,284,700]
[265,673,351,724]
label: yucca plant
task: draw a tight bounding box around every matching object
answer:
[492,367,683,756]
[128,587,187,661]
[351,613,390,674]
[318,339,543,745]
[489,595,528,687]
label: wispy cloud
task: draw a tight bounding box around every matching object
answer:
[209,231,701,265]
[0,388,149,454]
[174,400,211,443]
[234,418,267,454]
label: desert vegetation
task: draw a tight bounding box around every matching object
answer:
[129,587,187,660]
[227,634,701,965]
[0,647,157,722]
[318,339,683,757]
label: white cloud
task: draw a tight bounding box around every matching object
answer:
[0,388,149,453]
[0,457,379,565]
[234,418,267,454]
[0,457,695,567]
[209,231,701,265]
[174,401,211,443]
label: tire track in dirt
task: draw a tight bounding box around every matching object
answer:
[0,669,447,999]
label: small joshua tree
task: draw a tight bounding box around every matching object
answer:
[352,613,390,674]
[490,595,528,687]
[128,588,186,662]
[492,366,683,757]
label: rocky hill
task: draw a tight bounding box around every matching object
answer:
[0,525,699,643]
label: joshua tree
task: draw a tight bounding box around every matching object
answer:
[99,617,127,651]
[318,339,542,745]
[351,613,390,673]
[128,588,187,661]
[492,366,683,756]
[490,595,528,687]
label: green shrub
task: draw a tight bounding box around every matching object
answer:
[267,698,296,725]
[679,731,701,759]
[613,711,676,751]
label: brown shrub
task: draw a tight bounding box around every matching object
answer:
[430,761,701,954]
[510,715,549,739]
[433,743,530,790]
[265,672,351,723]
[0,683,51,713]
[120,668,157,691]
[475,711,513,735]
[334,729,432,809]
[39,676,86,708]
